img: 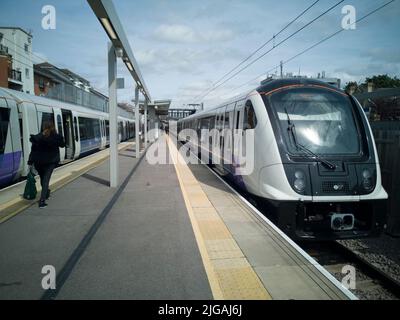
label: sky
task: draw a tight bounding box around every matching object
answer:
[0,0,399,109]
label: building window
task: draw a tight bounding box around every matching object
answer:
[24,43,29,52]
[39,78,45,90]
[25,68,29,79]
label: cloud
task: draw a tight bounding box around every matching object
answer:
[135,46,242,74]
[153,24,198,43]
[362,48,400,64]
[32,51,49,64]
[152,24,234,43]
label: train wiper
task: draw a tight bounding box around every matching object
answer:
[284,108,336,170]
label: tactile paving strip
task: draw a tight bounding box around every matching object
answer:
[167,136,271,300]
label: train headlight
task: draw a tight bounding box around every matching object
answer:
[362,169,373,191]
[293,170,306,193]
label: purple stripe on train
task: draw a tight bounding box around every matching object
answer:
[0,151,22,187]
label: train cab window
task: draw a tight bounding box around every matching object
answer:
[57,115,63,135]
[0,108,10,155]
[243,101,257,130]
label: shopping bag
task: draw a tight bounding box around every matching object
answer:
[23,168,37,200]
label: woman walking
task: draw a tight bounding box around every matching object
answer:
[28,122,65,208]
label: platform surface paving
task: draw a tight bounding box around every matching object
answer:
[0,135,352,300]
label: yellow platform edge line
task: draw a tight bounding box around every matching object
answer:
[167,137,224,300]
[166,135,271,300]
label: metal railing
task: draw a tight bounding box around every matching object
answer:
[8,69,22,82]
[45,83,109,113]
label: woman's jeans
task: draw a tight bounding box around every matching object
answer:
[35,163,56,202]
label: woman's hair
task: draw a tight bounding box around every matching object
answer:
[42,122,56,137]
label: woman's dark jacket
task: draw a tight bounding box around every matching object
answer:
[28,133,66,166]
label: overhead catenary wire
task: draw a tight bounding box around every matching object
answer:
[194,0,346,103]
[192,0,321,101]
[228,0,396,95]
[1,36,50,66]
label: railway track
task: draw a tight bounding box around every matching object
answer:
[301,241,400,300]
[209,166,400,300]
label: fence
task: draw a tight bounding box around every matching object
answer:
[371,121,400,236]
[45,83,109,113]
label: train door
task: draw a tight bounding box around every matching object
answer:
[0,98,14,186]
[4,98,23,181]
[53,108,66,162]
[71,111,81,159]
[61,109,75,160]
[18,101,39,176]
[214,108,226,175]
[233,100,245,174]
[100,119,106,149]
[105,120,110,145]
[118,121,122,142]
[223,103,235,173]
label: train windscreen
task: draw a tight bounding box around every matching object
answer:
[267,87,361,156]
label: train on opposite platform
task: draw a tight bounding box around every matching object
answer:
[177,78,388,241]
[0,87,135,189]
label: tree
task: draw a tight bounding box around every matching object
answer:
[365,75,400,89]
[345,74,400,93]
[344,81,359,93]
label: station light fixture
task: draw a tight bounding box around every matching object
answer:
[88,0,151,102]
[100,17,117,40]
[126,62,133,71]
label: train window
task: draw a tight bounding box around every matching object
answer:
[39,112,54,131]
[79,117,88,140]
[57,115,63,135]
[105,120,110,138]
[219,113,224,131]
[78,117,100,141]
[243,101,257,130]
[201,118,209,130]
[0,108,10,155]
[74,117,79,142]
[209,116,215,130]
[235,111,240,129]
[93,120,101,138]
[224,112,230,129]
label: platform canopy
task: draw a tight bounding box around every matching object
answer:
[87,0,151,102]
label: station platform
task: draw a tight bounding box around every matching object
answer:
[0,134,355,300]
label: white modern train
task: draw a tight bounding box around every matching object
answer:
[177,78,388,240]
[0,87,135,188]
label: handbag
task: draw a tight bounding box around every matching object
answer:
[23,166,37,200]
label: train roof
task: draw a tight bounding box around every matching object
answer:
[179,78,345,122]
[255,77,344,94]
[0,87,134,121]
